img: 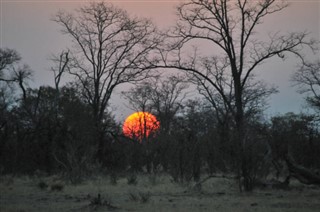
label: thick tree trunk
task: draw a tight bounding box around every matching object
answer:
[233,75,253,191]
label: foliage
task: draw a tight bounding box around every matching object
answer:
[270,113,320,170]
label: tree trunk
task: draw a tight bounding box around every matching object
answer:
[285,155,320,185]
[233,73,253,191]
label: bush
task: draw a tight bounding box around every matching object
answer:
[51,183,64,191]
[37,181,48,190]
[128,191,151,203]
[127,174,138,185]
[139,192,151,203]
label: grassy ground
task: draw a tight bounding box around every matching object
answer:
[1,173,320,212]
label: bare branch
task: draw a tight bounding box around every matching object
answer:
[292,60,320,110]
[53,2,160,125]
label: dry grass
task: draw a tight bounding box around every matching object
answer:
[1,174,320,212]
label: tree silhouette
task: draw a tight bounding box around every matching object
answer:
[0,48,32,100]
[293,60,320,112]
[53,1,161,140]
[0,48,21,82]
[122,75,188,135]
[154,0,316,191]
[122,75,188,173]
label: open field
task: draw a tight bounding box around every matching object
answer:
[1,174,320,212]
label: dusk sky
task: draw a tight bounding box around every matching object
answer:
[1,0,319,121]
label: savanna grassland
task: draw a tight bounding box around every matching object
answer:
[1,174,320,212]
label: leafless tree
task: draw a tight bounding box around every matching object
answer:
[293,60,320,111]
[51,50,70,92]
[0,48,32,101]
[188,59,276,130]
[154,0,316,191]
[122,74,188,173]
[122,82,154,115]
[50,50,70,119]
[150,75,189,134]
[53,2,161,132]
[12,65,33,101]
[122,74,188,135]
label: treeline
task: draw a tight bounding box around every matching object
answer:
[1,1,320,191]
[0,61,319,186]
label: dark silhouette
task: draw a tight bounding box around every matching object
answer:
[0,1,319,196]
[151,0,315,191]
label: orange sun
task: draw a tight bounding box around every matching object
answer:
[123,112,160,141]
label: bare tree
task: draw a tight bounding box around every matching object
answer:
[293,60,320,111]
[122,74,188,173]
[0,48,32,101]
[53,2,162,164]
[12,65,33,101]
[51,50,70,92]
[121,82,154,114]
[53,2,161,132]
[122,74,188,135]
[150,75,189,134]
[154,0,316,191]
[50,50,70,119]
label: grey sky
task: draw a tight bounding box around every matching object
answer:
[1,0,319,121]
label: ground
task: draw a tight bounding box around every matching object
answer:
[1,174,320,212]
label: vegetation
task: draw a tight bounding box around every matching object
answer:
[1,174,320,212]
[1,1,320,210]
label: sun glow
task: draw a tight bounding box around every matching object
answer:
[122,112,160,141]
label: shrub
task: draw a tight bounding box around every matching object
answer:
[127,174,137,185]
[37,181,48,190]
[128,191,151,203]
[128,192,139,202]
[139,192,151,203]
[51,183,64,191]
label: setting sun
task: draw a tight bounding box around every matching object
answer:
[123,112,160,141]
